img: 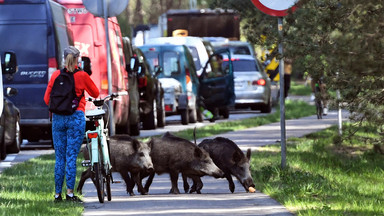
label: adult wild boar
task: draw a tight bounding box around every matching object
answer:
[77,135,153,196]
[141,132,224,194]
[188,137,255,193]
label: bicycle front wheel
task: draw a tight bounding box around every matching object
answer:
[94,147,105,203]
[106,174,111,201]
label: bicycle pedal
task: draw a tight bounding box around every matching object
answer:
[81,160,91,167]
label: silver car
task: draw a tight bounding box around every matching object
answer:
[226,55,272,113]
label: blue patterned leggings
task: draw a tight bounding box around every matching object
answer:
[52,111,85,194]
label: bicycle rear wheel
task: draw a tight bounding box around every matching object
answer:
[94,147,105,203]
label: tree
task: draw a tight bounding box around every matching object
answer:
[209,0,384,137]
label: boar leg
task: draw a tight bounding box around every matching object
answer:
[144,172,155,193]
[182,173,190,193]
[120,171,135,196]
[189,176,203,194]
[169,171,180,194]
[225,173,235,193]
[131,172,148,195]
[77,168,91,194]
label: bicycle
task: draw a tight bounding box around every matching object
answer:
[81,91,128,203]
[314,83,323,119]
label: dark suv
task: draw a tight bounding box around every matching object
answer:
[133,47,165,130]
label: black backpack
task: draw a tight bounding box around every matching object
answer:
[49,69,83,115]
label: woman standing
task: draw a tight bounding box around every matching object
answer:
[44,46,99,202]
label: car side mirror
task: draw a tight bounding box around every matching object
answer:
[81,57,92,75]
[130,57,139,72]
[154,65,162,77]
[2,52,18,75]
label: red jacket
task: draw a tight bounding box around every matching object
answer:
[44,69,100,112]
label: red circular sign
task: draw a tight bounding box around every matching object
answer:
[251,0,298,17]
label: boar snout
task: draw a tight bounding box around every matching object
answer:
[146,167,154,173]
[213,169,224,178]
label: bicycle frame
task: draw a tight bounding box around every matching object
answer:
[85,109,111,173]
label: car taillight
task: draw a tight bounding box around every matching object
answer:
[252,79,266,86]
[48,58,58,81]
[138,77,147,88]
[101,79,108,90]
[185,68,191,83]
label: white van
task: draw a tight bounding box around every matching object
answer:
[145,36,212,76]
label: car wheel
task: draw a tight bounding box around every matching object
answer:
[156,97,166,128]
[196,108,204,122]
[189,107,197,123]
[7,116,21,154]
[260,96,272,113]
[180,108,189,125]
[130,122,140,136]
[142,100,157,130]
[0,125,6,161]
[219,107,230,119]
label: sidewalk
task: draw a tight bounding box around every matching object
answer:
[82,109,349,216]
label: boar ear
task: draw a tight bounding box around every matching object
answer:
[232,151,242,163]
[246,149,251,161]
[194,147,203,158]
[132,139,140,151]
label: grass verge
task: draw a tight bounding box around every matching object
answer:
[251,123,384,215]
[0,99,313,215]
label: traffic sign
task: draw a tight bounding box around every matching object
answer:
[251,0,298,17]
[83,0,129,18]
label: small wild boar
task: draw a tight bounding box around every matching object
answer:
[140,132,224,194]
[187,137,255,194]
[77,134,154,196]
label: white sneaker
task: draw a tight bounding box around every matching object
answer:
[323,107,328,116]
[310,93,315,101]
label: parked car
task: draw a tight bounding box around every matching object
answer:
[225,55,272,113]
[1,52,21,160]
[145,36,213,76]
[122,37,141,136]
[140,44,235,124]
[133,47,165,130]
[211,40,256,58]
[0,0,73,142]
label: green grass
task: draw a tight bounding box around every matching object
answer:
[0,154,84,216]
[251,123,384,215]
[289,80,313,96]
[0,99,314,215]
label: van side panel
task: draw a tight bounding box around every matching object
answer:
[0,2,51,122]
[62,3,129,128]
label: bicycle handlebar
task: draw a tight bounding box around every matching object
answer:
[87,91,128,107]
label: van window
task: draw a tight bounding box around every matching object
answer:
[187,46,201,71]
[163,51,179,76]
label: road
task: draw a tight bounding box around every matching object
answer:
[0,107,272,173]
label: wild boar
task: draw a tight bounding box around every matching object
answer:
[140,132,224,194]
[77,134,153,196]
[188,137,255,193]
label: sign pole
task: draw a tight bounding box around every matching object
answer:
[104,0,115,136]
[278,17,286,169]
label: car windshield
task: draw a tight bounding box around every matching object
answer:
[231,46,251,55]
[223,59,259,72]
